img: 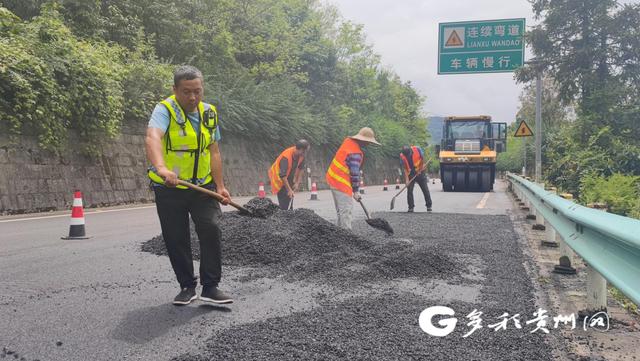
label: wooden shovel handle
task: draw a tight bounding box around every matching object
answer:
[176,180,248,213]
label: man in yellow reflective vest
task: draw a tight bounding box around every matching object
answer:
[145,65,233,306]
[268,140,311,210]
[400,145,432,212]
[326,127,380,229]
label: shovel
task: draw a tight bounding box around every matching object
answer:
[390,159,431,210]
[356,198,394,234]
[176,180,256,217]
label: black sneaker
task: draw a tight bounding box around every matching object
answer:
[173,287,197,305]
[200,286,233,304]
[427,207,432,212]
[407,208,414,213]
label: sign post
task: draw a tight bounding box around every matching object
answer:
[438,18,525,74]
[535,74,542,183]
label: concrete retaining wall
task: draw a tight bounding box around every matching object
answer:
[0,123,402,214]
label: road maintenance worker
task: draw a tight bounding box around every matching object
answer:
[400,145,432,212]
[268,140,311,210]
[326,127,380,229]
[145,65,233,306]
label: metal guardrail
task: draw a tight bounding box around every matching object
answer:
[507,173,640,306]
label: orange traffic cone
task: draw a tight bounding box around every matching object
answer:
[258,182,266,198]
[61,191,90,240]
[383,179,388,191]
[395,178,401,190]
[310,182,318,200]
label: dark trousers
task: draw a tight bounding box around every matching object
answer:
[277,187,292,210]
[407,173,433,209]
[153,183,222,289]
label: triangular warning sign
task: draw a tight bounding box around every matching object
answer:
[445,30,463,47]
[514,120,533,137]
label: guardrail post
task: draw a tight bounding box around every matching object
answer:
[586,268,607,313]
[540,185,557,247]
[533,208,546,231]
[524,185,536,219]
[553,192,576,274]
[520,189,530,211]
[584,202,609,313]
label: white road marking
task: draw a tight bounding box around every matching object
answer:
[0,205,156,223]
[476,192,490,209]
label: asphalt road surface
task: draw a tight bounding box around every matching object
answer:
[1,179,552,361]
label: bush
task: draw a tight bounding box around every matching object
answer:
[580,173,640,218]
[0,5,176,153]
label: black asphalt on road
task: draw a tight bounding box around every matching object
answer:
[0,180,552,361]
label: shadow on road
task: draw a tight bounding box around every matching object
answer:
[111,302,231,344]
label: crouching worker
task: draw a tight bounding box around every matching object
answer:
[268,140,311,210]
[145,65,233,306]
[326,127,380,229]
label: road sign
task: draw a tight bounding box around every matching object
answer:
[514,120,533,137]
[438,18,525,74]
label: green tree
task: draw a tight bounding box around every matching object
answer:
[1,0,429,156]
[516,0,640,193]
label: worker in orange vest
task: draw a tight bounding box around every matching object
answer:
[268,139,311,209]
[400,145,432,212]
[326,127,380,229]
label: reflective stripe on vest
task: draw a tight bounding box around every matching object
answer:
[326,138,363,195]
[148,95,218,189]
[268,146,304,194]
[400,145,423,174]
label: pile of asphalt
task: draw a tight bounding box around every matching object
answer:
[170,212,553,361]
[243,197,281,218]
[140,198,459,285]
[173,295,551,361]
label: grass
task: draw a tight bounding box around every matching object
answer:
[608,286,639,315]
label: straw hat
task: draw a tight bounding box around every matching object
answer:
[349,127,381,145]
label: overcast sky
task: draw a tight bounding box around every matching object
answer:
[329,0,539,124]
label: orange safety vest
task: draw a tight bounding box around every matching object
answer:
[326,138,363,196]
[268,146,304,194]
[400,145,424,175]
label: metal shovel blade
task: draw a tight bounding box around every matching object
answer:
[365,218,394,235]
[357,198,394,234]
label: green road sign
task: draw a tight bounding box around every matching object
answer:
[438,18,525,74]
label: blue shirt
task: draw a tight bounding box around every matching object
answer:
[148,103,221,142]
[346,153,363,191]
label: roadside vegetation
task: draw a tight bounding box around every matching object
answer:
[0,0,427,157]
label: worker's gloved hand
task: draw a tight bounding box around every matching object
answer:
[287,189,295,198]
[353,193,362,202]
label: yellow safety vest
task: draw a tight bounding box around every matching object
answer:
[148,95,219,189]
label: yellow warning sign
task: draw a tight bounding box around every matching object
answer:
[445,30,463,47]
[514,120,533,137]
